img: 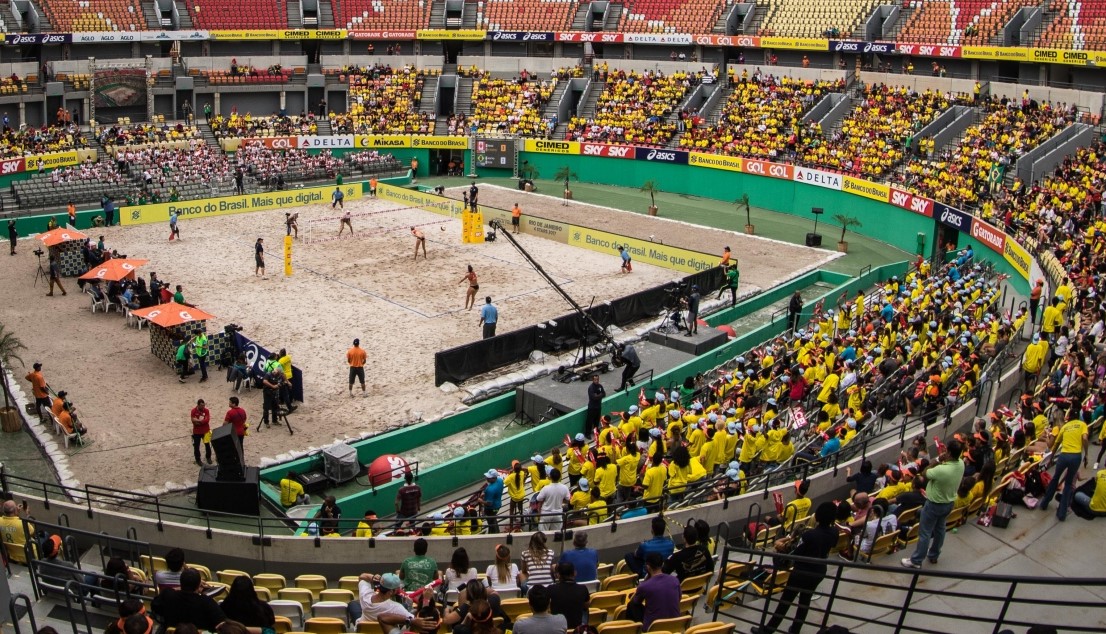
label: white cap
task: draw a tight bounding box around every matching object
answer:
[628,405,639,414]
[532,454,544,463]
[578,478,589,491]
[453,506,465,518]
[729,461,740,471]
[726,468,741,480]
[485,469,499,479]
[575,433,586,442]
[669,410,681,419]
[847,418,857,429]
[431,512,445,521]
[649,428,662,437]
[708,413,719,422]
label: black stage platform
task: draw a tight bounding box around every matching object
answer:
[647,326,729,356]
[516,339,700,424]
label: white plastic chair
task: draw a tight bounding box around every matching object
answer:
[268,600,305,630]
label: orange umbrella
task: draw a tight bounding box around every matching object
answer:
[78,258,149,282]
[36,227,88,248]
[130,302,215,328]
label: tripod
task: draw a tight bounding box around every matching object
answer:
[33,252,47,287]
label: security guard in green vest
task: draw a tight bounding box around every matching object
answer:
[192,332,209,383]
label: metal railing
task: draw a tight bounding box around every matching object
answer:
[711,544,1106,633]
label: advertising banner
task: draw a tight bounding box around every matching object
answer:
[416,29,486,40]
[969,218,1007,254]
[1003,238,1031,280]
[580,143,636,159]
[693,34,759,47]
[121,184,362,226]
[488,31,554,42]
[759,36,829,50]
[568,225,716,274]
[555,32,625,43]
[841,176,889,201]
[233,332,303,403]
[278,29,347,40]
[634,148,689,164]
[623,33,693,44]
[828,40,895,54]
[5,33,71,45]
[961,45,1031,61]
[70,31,140,43]
[24,150,81,172]
[934,203,971,231]
[742,159,793,180]
[349,30,417,40]
[354,135,412,149]
[210,30,281,40]
[411,136,469,149]
[522,139,580,155]
[792,166,842,190]
[894,43,962,57]
[688,152,743,172]
[139,30,210,41]
[888,187,934,217]
[377,183,465,217]
[297,135,354,149]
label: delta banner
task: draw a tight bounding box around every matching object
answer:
[349,30,417,40]
[416,29,486,40]
[568,225,716,274]
[121,183,362,226]
[624,33,693,44]
[233,332,303,403]
[792,166,843,190]
[297,135,354,149]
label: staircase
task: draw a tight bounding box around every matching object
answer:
[288,0,303,28]
[433,116,450,135]
[143,2,163,29]
[577,82,605,120]
[884,5,913,40]
[744,6,766,35]
[315,118,333,136]
[540,80,572,137]
[175,2,194,28]
[712,7,730,33]
[455,77,474,115]
[461,6,478,28]
[198,122,222,151]
[0,2,18,31]
[571,4,590,30]
[603,4,622,30]
[318,0,334,27]
[430,0,446,27]
[27,0,52,32]
[419,75,439,116]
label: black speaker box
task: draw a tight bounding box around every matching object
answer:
[805,233,823,247]
[210,425,244,481]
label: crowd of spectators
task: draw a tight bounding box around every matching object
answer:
[797,85,971,177]
[209,112,319,139]
[0,122,88,158]
[469,72,558,138]
[899,97,1077,209]
[566,69,705,146]
[678,70,843,156]
[330,65,434,135]
[97,121,202,149]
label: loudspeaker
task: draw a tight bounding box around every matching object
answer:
[197,466,260,516]
[210,425,244,481]
[805,233,823,247]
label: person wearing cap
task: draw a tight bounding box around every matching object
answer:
[355,572,437,633]
[254,237,265,278]
[355,510,378,537]
[1021,333,1049,392]
[347,338,367,396]
[615,442,641,503]
[585,374,605,438]
[567,478,591,526]
[24,362,50,419]
[685,285,700,336]
[481,469,504,533]
[1029,278,1045,324]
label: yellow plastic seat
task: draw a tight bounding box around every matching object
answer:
[303,618,345,634]
[296,574,329,601]
[647,615,692,633]
[256,573,289,592]
[597,621,642,634]
[601,573,637,592]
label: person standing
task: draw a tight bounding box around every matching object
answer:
[1029,279,1044,324]
[169,210,180,241]
[261,368,282,428]
[223,396,248,455]
[102,197,115,227]
[787,291,803,332]
[618,245,632,274]
[616,343,640,391]
[459,265,479,310]
[347,338,367,396]
[718,265,739,307]
[482,469,504,534]
[277,348,294,411]
[901,438,965,569]
[685,285,701,336]
[1040,405,1089,521]
[7,218,15,255]
[24,362,50,419]
[411,226,427,261]
[190,398,212,466]
[285,212,299,239]
[254,237,266,278]
[511,203,522,234]
[203,102,212,122]
[339,209,353,236]
[46,254,66,296]
[192,331,209,383]
[234,169,245,195]
[750,502,838,634]
[175,339,190,383]
[585,374,606,437]
[332,186,346,210]
[479,296,498,339]
[395,471,422,524]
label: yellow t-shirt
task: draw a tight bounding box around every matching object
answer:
[617,453,640,487]
[1091,470,1106,513]
[280,478,305,507]
[642,464,667,501]
[569,490,590,511]
[506,472,529,502]
[594,463,618,499]
[355,521,374,538]
[784,497,811,522]
[1056,419,1088,454]
[587,499,609,524]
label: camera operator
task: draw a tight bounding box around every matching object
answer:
[616,343,641,392]
[685,285,701,336]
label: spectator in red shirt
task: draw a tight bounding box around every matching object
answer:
[191,398,212,466]
[223,396,248,454]
[395,471,422,525]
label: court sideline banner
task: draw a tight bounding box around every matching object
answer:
[121,183,362,226]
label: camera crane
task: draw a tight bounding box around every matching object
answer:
[489,220,618,378]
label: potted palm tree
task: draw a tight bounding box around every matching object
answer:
[834,213,862,253]
[737,194,753,234]
[0,322,27,432]
[553,165,577,200]
[520,163,539,192]
[641,179,660,216]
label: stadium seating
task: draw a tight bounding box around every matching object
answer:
[209,114,319,138]
[617,0,725,34]
[478,0,577,31]
[755,0,880,38]
[333,0,431,30]
[38,0,147,31]
[797,85,966,177]
[897,0,1037,45]
[1036,0,1106,50]
[0,74,32,96]
[678,72,844,156]
[0,124,88,158]
[566,68,699,146]
[184,0,287,30]
[330,67,436,135]
[469,73,558,137]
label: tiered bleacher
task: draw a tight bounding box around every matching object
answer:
[96,120,202,151]
[617,0,725,33]
[209,113,319,139]
[754,0,880,38]
[0,73,34,96]
[38,0,147,32]
[0,124,88,159]
[184,0,287,29]
[898,0,1038,45]
[199,64,296,85]
[566,68,702,146]
[1037,0,1106,50]
[329,66,437,135]
[477,0,577,31]
[469,72,559,137]
[678,72,844,156]
[797,85,969,177]
[900,98,1075,209]
[333,0,432,30]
